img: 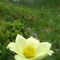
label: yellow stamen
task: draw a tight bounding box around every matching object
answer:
[24,46,36,58]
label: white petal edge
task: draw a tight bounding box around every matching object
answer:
[32,50,54,60]
[7,42,23,56]
[15,34,26,49]
[48,50,54,56]
[32,42,54,60]
[15,55,30,60]
[36,42,52,54]
[32,52,49,60]
[7,42,18,53]
[26,37,40,49]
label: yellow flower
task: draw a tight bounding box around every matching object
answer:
[7,34,54,60]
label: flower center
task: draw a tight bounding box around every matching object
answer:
[24,46,36,58]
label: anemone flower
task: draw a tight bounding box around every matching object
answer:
[7,34,54,60]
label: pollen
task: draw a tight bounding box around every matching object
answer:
[24,46,36,58]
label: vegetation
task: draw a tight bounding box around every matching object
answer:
[0,0,60,60]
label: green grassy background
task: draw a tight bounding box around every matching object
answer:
[0,0,60,60]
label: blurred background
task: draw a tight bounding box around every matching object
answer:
[0,0,60,60]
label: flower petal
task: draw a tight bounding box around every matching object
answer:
[15,34,26,49]
[7,42,23,56]
[26,37,40,49]
[33,50,54,60]
[36,42,51,54]
[15,55,30,60]
[32,52,48,60]
[7,42,17,53]
[33,42,54,60]
[48,50,54,56]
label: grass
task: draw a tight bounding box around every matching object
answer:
[0,1,60,60]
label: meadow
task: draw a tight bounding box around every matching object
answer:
[0,0,60,60]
